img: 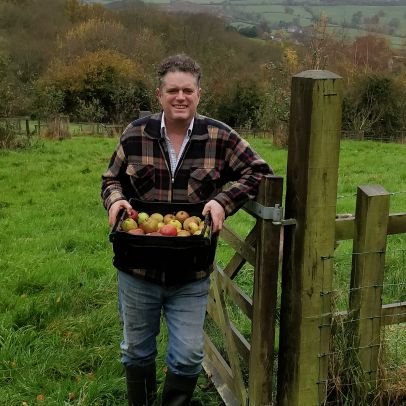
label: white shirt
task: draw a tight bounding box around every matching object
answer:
[160,113,194,176]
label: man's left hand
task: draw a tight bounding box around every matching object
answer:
[202,200,225,233]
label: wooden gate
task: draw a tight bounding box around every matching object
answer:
[203,175,283,405]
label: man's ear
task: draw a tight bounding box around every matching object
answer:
[155,88,161,99]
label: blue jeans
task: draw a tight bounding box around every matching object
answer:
[117,271,210,377]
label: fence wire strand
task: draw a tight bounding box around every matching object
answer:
[318,240,406,405]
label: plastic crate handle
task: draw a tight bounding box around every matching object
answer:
[111,208,126,235]
[201,212,212,237]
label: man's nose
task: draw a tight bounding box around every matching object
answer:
[175,90,186,99]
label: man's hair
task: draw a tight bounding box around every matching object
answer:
[157,54,201,87]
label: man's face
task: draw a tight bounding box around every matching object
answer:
[157,71,201,125]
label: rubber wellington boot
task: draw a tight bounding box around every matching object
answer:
[161,372,198,406]
[125,363,157,406]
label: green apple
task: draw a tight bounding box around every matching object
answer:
[137,212,149,224]
[150,212,164,223]
[168,219,182,230]
[121,218,138,232]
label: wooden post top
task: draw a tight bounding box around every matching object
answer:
[358,184,390,196]
[294,70,342,79]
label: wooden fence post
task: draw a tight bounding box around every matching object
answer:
[248,175,283,405]
[277,70,343,405]
[348,185,390,384]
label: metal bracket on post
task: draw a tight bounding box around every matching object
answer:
[243,200,297,226]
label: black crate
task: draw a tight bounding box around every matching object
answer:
[109,199,217,273]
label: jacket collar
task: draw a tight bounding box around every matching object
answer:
[143,112,209,141]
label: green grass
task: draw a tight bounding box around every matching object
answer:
[0,136,404,404]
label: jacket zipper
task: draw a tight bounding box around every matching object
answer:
[158,138,192,203]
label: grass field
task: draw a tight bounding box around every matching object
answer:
[0,135,404,405]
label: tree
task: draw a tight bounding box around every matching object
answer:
[38,50,150,122]
[0,52,32,116]
[351,35,393,73]
[351,11,362,26]
[0,0,69,82]
[343,75,403,139]
[31,85,65,119]
[57,18,129,59]
[216,81,264,128]
[305,13,330,70]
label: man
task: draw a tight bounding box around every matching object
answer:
[101,54,272,405]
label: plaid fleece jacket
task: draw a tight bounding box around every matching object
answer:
[102,112,272,282]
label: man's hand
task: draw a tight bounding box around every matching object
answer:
[202,200,225,234]
[108,199,132,226]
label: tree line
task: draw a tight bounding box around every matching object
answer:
[0,0,405,140]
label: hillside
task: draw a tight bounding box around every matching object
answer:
[84,0,406,48]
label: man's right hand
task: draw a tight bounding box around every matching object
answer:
[108,199,132,226]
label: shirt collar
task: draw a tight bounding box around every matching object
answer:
[160,112,194,138]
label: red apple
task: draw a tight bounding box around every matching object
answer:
[160,224,178,236]
[128,208,138,220]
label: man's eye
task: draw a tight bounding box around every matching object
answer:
[184,89,194,95]
[167,90,178,94]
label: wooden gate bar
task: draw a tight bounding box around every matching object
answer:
[203,332,240,406]
[277,70,343,405]
[348,185,390,383]
[220,225,256,266]
[224,226,258,279]
[206,294,251,363]
[248,175,284,405]
[211,270,248,404]
[335,212,406,241]
[217,266,253,319]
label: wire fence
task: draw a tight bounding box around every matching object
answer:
[319,240,406,405]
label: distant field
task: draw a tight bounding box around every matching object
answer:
[89,0,406,48]
[230,3,406,44]
[105,0,406,48]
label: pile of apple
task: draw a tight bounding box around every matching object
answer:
[120,208,207,237]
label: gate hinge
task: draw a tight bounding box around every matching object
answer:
[243,201,296,226]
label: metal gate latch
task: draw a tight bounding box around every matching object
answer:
[243,201,296,226]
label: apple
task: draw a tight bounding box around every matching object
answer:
[128,228,144,235]
[160,224,178,236]
[150,212,164,223]
[157,222,165,231]
[192,216,202,224]
[177,230,191,237]
[168,219,182,230]
[121,218,137,232]
[163,213,176,224]
[140,218,159,234]
[183,217,199,232]
[188,222,200,233]
[128,208,138,221]
[137,212,149,224]
[175,210,189,224]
